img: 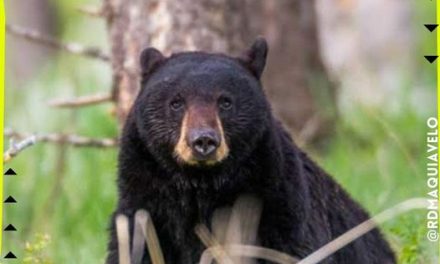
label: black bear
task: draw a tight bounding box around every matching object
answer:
[106,38,396,264]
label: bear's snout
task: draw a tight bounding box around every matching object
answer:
[188,128,220,160]
[173,104,229,166]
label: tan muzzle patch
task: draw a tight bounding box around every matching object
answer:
[174,112,229,165]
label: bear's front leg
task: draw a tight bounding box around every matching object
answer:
[255,191,335,264]
[257,220,335,264]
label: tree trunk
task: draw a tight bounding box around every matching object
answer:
[6,0,56,87]
[256,0,336,143]
[103,0,246,125]
[103,0,335,143]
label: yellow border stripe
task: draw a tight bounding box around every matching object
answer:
[0,0,5,255]
[437,0,440,258]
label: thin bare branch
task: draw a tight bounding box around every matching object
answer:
[201,198,426,264]
[6,24,110,61]
[195,225,235,264]
[200,245,299,264]
[76,5,106,17]
[298,198,427,264]
[48,93,113,108]
[4,136,37,162]
[5,129,118,148]
[114,197,424,264]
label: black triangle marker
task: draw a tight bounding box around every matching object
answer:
[4,168,16,176]
[4,252,16,259]
[425,24,438,32]
[425,55,438,63]
[4,224,16,231]
[4,196,17,203]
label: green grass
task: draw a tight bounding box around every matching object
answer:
[311,107,437,263]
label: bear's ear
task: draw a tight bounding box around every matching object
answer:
[238,37,268,79]
[140,47,165,76]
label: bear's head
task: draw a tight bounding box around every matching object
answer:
[133,38,271,168]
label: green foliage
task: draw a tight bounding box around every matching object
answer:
[311,105,437,264]
[23,234,53,264]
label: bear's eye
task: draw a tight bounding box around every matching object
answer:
[218,97,233,110]
[170,98,184,111]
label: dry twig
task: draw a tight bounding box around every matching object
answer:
[297,198,427,264]
[5,129,118,148]
[48,93,113,108]
[115,197,426,264]
[3,136,37,162]
[201,197,427,264]
[6,24,110,61]
[76,5,106,17]
[195,225,235,264]
[200,245,299,264]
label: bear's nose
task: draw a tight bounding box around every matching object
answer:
[188,129,220,159]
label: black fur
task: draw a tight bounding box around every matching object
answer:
[106,39,396,264]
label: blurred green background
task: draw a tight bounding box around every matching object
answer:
[3,0,439,263]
